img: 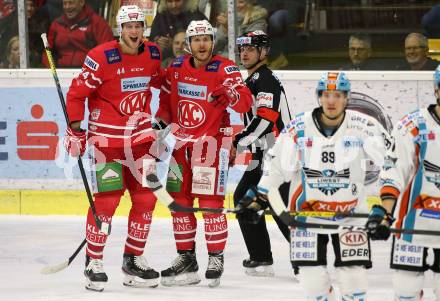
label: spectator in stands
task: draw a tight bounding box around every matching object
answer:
[0,0,18,64]
[27,0,50,67]
[398,33,438,71]
[0,36,20,68]
[42,0,114,68]
[342,33,375,70]
[421,4,440,38]
[162,29,187,67]
[150,0,206,58]
[215,0,267,57]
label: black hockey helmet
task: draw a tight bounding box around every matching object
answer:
[236,30,270,50]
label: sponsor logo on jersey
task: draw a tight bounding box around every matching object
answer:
[303,168,350,195]
[340,231,367,246]
[177,82,207,100]
[104,48,121,64]
[121,77,151,92]
[172,56,184,67]
[119,91,148,115]
[131,67,144,72]
[251,72,259,82]
[342,137,363,148]
[224,65,240,74]
[415,195,440,211]
[84,55,99,71]
[256,92,274,108]
[300,199,358,213]
[192,166,215,195]
[177,100,206,128]
[148,45,160,60]
[217,148,229,195]
[205,60,221,72]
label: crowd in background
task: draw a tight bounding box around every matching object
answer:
[1,0,440,70]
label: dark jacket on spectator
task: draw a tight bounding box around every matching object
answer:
[395,57,439,71]
[42,4,113,68]
[150,10,206,43]
[422,5,440,38]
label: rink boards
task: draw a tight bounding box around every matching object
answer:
[0,69,433,215]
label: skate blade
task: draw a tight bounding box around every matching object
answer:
[245,266,275,277]
[161,272,201,287]
[123,274,159,288]
[208,278,220,288]
[85,279,106,292]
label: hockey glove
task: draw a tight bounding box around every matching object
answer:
[235,186,269,224]
[208,84,240,110]
[365,204,395,240]
[64,126,86,157]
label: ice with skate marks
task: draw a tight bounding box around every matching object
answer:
[160,272,201,287]
[122,273,160,288]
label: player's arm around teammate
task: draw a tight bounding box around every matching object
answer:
[154,20,253,288]
[64,5,164,291]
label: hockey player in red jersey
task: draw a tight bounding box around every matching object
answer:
[64,5,163,292]
[155,20,253,287]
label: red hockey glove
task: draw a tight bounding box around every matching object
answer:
[64,127,86,157]
[208,84,240,110]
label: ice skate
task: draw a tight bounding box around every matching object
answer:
[122,253,159,288]
[84,256,108,292]
[205,252,224,288]
[243,258,274,277]
[161,250,201,286]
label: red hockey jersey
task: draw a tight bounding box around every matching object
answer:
[156,54,252,141]
[66,40,163,148]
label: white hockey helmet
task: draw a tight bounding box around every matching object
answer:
[185,20,215,49]
[116,5,145,36]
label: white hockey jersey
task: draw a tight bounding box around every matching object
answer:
[259,109,390,233]
[380,105,440,247]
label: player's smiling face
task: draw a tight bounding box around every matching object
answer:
[320,90,348,122]
[120,21,144,53]
[190,35,213,66]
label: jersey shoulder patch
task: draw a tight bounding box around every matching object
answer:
[147,45,161,60]
[171,55,185,67]
[104,48,121,64]
[205,60,221,72]
[223,65,240,74]
[84,55,100,71]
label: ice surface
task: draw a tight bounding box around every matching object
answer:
[0,215,435,300]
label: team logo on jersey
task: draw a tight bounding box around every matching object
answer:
[303,168,350,195]
[224,65,240,74]
[424,160,440,190]
[121,77,150,92]
[104,48,121,64]
[119,91,148,115]
[84,55,99,71]
[256,92,273,108]
[205,60,221,72]
[90,109,101,121]
[177,82,207,100]
[177,100,206,128]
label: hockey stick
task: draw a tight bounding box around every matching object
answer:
[41,33,110,235]
[40,238,86,274]
[267,187,440,237]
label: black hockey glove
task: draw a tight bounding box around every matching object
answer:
[365,205,395,240]
[235,186,269,224]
